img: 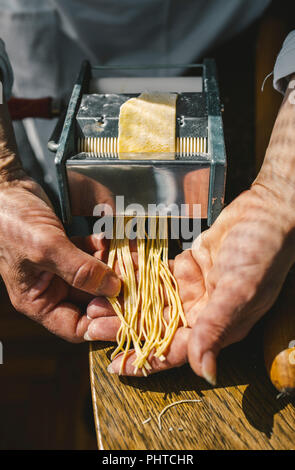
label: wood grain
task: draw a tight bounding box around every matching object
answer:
[89,273,295,450]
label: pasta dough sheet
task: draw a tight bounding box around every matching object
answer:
[118,92,177,158]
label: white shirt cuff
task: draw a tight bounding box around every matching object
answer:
[273,30,295,94]
[0,38,14,100]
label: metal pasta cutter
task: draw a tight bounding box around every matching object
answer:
[48,60,226,226]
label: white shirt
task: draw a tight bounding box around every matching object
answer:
[1,0,271,99]
[1,0,294,190]
[273,30,295,93]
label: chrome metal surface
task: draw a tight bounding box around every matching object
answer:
[76,92,207,140]
[89,76,203,94]
[66,160,210,218]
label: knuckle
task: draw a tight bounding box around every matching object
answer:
[30,249,47,265]
[71,261,101,291]
[10,294,21,312]
[205,270,217,294]
[195,312,231,349]
[9,286,38,319]
[206,320,227,346]
[234,278,258,305]
[217,274,258,305]
[9,290,27,314]
[29,232,61,265]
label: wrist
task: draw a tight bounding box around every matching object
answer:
[252,75,295,240]
[0,167,28,187]
[250,181,295,256]
[252,163,295,208]
[0,172,42,194]
[1,85,24,181]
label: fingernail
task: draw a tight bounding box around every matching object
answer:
[98,272,121,297]
[201,351,217,386]
[84,331,93,341]
[107,364,114,374]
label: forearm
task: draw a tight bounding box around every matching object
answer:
[0,71,24,183]
[253,75,295,207]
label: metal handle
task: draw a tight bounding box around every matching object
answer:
[47,109,67,153]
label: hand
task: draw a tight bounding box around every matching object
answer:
[84,239,193,371]
[85,185,295,382]
[186,183,295,384]
[0,177,121,342]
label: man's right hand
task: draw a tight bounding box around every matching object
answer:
[0,176,121,342]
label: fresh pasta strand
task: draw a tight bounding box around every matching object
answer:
[107,216,187,375]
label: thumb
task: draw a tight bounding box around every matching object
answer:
[48,236,121,297]
[188,288,241,386]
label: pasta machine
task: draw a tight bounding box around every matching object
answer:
[48,60,226,229]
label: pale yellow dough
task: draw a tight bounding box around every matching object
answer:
[118,92,177,157]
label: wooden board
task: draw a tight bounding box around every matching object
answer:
[89,275,295,450]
